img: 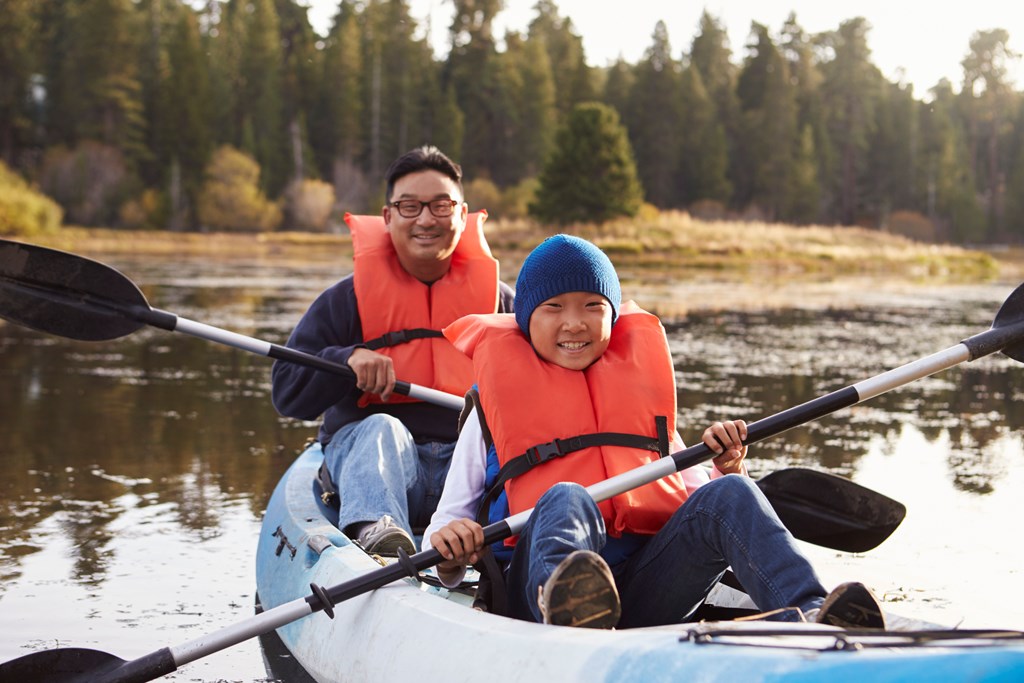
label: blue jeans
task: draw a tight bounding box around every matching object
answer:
[505,476,827,626]
[324,414,455,537]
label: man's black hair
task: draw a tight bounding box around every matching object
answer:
[384,145,463,202]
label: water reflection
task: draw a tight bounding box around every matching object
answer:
[0,255,1021,680]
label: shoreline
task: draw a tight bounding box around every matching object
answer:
[10,222,1023,288]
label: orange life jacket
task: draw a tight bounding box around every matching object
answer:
[444,302,689,537]
[347,211,499,406]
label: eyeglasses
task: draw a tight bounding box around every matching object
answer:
[390,198,460,219]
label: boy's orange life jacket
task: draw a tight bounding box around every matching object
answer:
[347,211,499,406]
[443,302,689,537]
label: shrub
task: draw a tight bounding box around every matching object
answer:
[119,189,167,230]
[0,161,63,236]
[283,178,335,231]
[38,142,128,226]
[465,177,502,217]
[887,210,937,243]
[688,199,727,221]
[196,146,281,232]
[500,178,538,219]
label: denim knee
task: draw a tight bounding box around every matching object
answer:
[538,482,593,511]
[689,474,764,512]
[355,412,409,437]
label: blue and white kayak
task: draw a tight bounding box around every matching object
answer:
[255,443,1024,683]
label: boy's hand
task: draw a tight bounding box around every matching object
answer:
[702,420,748,475]
[430,518,485,575]
[348,347,396,400]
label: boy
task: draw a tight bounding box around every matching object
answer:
[424,234,884,629]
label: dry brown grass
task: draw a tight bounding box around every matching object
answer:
[17,211,1010,281]
[485,211,1000,280]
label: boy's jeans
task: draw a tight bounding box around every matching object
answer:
[323,414,455,537]
[506,476,827,626]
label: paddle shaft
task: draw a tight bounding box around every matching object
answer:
[127,303,465,411]
[2,273,465,411]
[121,318,1022,682]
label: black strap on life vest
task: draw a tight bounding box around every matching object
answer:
[362,328,444,350]
[474,415,670,527]
[459,390,670,617]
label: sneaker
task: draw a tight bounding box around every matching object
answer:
[816,581,886,629]
[538,550,620,628]
[356,515,416,556]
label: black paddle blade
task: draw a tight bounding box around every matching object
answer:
[993,281,1024,362]
[0,239,149,341]
[0,647,126,683]
[757,468,906,553]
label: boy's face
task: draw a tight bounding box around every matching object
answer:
[528,291,613,370]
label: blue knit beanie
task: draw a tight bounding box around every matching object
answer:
[514,234,621,336]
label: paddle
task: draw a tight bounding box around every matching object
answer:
[0,237,902,552]
[3,280,1022,683]
[0,238,464,411]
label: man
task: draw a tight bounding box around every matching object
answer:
[272,146,515,555]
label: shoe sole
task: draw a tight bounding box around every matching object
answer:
[361,529,416,557]
[818,582,886,629]
[543,551,621,629]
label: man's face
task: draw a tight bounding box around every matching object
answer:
[383,170,467,281]
[527,291,613,371]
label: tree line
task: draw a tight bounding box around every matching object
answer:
[1,0,1022,242]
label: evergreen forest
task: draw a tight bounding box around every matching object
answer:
[1,0,1022,243]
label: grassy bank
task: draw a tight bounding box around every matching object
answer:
[14,211,1016,282]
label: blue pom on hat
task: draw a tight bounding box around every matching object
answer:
[514,234,621,336]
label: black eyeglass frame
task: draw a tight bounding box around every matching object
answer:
[389,198,461,218]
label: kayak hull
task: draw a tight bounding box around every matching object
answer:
[255,444,1024,683]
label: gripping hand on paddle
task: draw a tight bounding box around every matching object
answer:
[703,419,748,475]
[430,518,485,582]
[348,347,397,401]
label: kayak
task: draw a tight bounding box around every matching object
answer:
[255,442,1024,683]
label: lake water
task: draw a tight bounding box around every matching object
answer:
[1,250,1022,681]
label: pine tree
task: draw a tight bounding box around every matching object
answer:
[601,59,635,121]
[678,65,732,205]
[780,13,831,220]
[819,18,882,225]
[960,29,1017,239]
[530,102,643,225]
[240,0,287,194]
[161,6,212,229]
[444,0,505,182]
[0,0,38,164]
[735,22,798,220]
[624,21,682,208]
[277,0,322,183]
[313,3,364,179]
[500,34,557,184]
[689,11,741,204]
[527,1,593,120]
[60,0,147,168]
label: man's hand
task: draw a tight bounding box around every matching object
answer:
[347,347,396,400]
[702,419,748,475]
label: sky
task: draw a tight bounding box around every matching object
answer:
[300,0,1024,96]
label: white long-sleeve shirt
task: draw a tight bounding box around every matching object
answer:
[422,407,737,585]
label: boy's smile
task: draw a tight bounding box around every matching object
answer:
[528,291,613,370]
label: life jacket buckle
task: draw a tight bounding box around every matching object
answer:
[526,438,566,465]
[382,330,409,346]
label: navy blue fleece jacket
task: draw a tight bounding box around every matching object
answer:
[271,274,515,445]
